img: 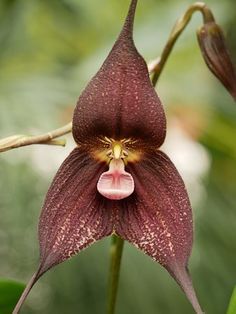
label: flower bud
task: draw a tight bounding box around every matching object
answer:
[197,22,236,101]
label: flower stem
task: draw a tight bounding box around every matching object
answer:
[150,1,215,86]
[107,235,124,314]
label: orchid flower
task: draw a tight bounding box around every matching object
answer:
[14,1,203,313]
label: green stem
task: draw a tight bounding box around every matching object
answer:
[107,235,124,314]
[151,2,215,86]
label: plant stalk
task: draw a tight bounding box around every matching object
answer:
[151,1,215,86]
[107,235,124,314]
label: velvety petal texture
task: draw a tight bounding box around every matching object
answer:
[72,0,166,148]
[115,150,202,313]
[13,148,114,313]
[38,147,114,275]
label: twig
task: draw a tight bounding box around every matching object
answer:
[0,122,72,153]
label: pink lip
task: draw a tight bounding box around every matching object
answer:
[97,159,134,200]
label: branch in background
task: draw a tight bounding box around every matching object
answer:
[0,122,72,153]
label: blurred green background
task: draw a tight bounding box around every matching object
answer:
[0,0,236,313]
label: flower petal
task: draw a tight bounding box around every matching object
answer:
[115,150,203,313]
[38,147,114,274]
[72,0,166,148]
[13,148,114,313]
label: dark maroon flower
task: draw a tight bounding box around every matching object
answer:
[197,21,236,101]
[14,1,203,313]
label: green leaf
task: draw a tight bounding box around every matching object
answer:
[0,279,25,314]
[227,287,236,314]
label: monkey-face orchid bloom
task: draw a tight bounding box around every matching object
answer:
[14,1,203,313]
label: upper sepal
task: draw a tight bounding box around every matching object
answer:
[197,22,236,101]
[72,0,166,148]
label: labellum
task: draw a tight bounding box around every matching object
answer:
[13,1,203,313]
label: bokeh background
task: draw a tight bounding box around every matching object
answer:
[0,0,236,313]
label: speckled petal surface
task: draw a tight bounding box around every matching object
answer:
[116,150,192,267]
[115,150,202,313]
[38,147,114,275]
[72,0,166,147]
